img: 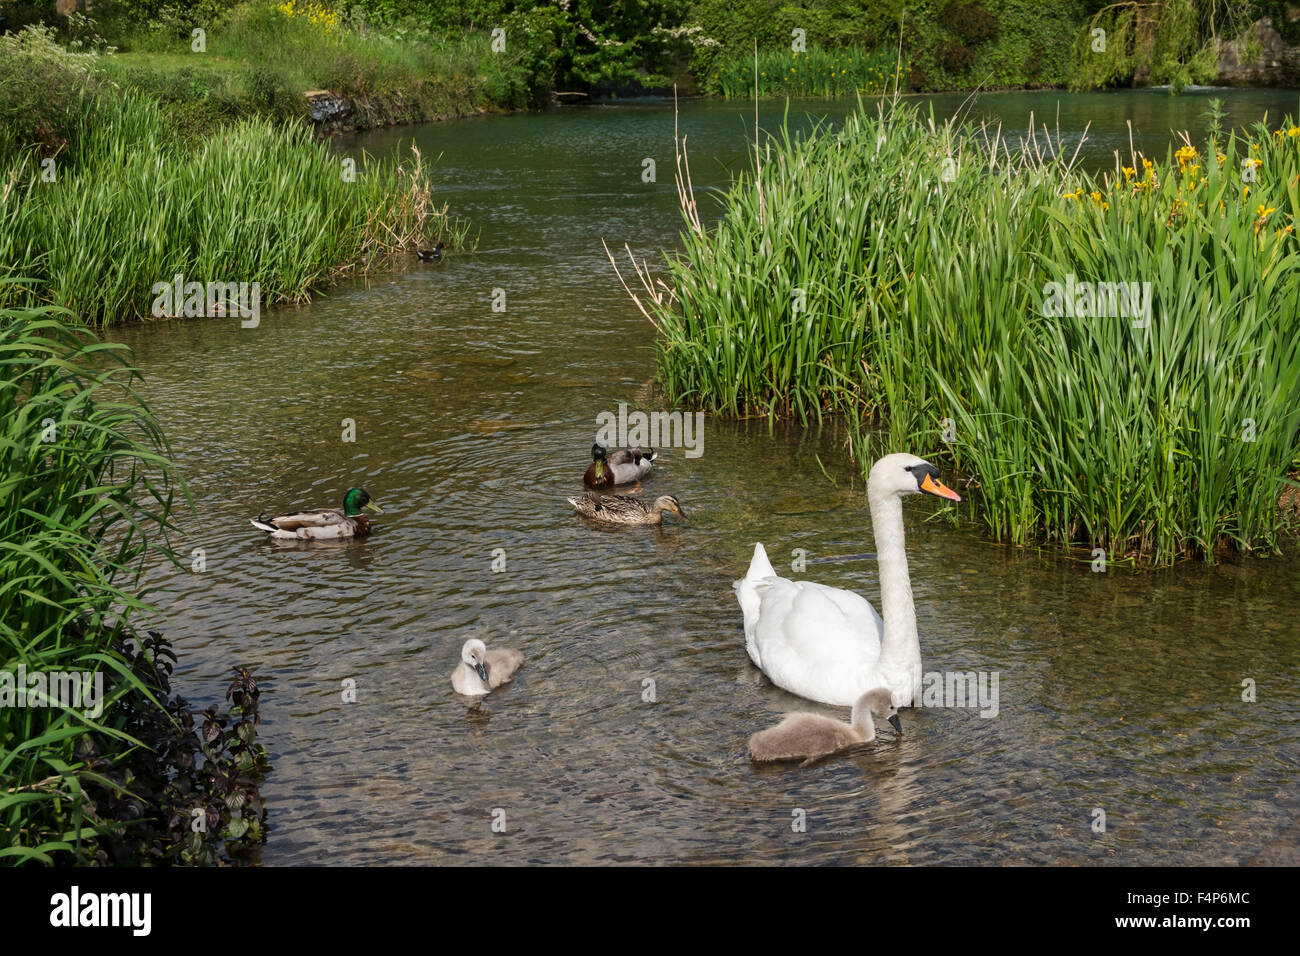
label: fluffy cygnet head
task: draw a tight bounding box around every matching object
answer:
[868,453,962,503]
[854,687,903,735]
[461,638,489,683]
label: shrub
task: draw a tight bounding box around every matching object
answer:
[0,24,100,157]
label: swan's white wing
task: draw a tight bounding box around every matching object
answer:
[818,583,884,633]
[751,577,884,706]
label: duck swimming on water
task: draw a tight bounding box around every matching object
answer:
[583,442,656,489]
[567,491,686,526]
[250,487,383,540]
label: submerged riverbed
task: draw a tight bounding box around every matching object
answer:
[109,89,1300,864]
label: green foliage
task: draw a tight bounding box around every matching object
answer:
[197,2,497,117]
[76,652,272,865]
[1253,0,1300,45]
[684,0,902,78]
[346,0,694,95]
[0,301,177,862]
[693,0,1093,95]
[565,1,687,89]
[85,0,235,43]
[0,24,102,156]
[495,4,567,106]
[619,103,1300,564]
[0,303,270,864]
[901,0,1090,89]
[1069,0,1254,91]
[0,1,60,32]
[705,43,904,98]
[21,2,514,121]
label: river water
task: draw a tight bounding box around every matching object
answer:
[109,89,1300,865]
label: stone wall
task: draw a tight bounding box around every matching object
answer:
[1218,14,1300,86]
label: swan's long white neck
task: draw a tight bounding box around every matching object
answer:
[868,488,918,679]
[849,697,877,738]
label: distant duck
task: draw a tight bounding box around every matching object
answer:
[451,638,523,696]
[415,242,445,262]
[583,442,656,489]
[567,491,686,526]
[249,487,383,540]
[748,688,901,765]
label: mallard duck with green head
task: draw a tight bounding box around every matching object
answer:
[583,442,656,489]
[567,491,686,526]
[250,487,383,540]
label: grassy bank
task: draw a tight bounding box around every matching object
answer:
[38,0,683,123]
[90,1,531,131]
[613,101,1300,565]
[0,27,467,327]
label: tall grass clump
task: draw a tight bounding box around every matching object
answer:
[705,44,905,98]
[612,100,1300,565]
[1,298,273,864]
[0,86,468,325]
[0,295,180,862]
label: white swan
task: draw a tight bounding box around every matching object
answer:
[734,453,960,707]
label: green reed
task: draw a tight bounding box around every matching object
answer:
[0,88,468,326]
[0,294,185,862]
[612,101,1300,564]
[706,45,906,99]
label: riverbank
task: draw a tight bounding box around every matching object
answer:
[61,2,529,138]
[98,49,501,137]
[7,1,1300,145]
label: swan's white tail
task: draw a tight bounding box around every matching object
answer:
[746,541,776,580]
[733,542,777,666]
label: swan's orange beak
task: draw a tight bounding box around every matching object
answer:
[921,473,962,502]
